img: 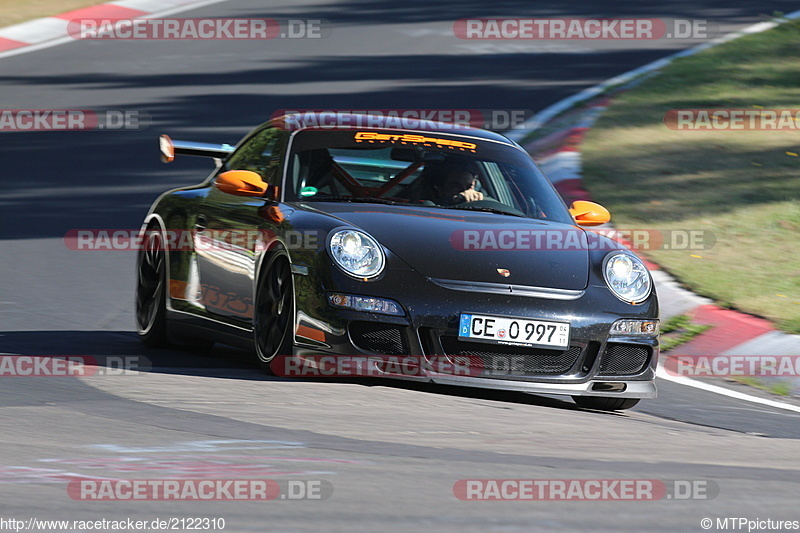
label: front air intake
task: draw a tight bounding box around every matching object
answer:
[598,343,651,375]
[349,321,409,355]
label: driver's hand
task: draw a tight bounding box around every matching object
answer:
[455,189,484,203]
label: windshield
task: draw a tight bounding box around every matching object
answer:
[284,129,573,223]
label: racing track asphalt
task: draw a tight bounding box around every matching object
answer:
[1,1,799,531]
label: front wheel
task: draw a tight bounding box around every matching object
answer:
[572,396,640,411]
[253,251,294,374]
[135,226,168,347]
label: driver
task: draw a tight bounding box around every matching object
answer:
[427,164,484,206]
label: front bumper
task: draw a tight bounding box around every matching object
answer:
[425,372,657,398]
[290,265,659,399]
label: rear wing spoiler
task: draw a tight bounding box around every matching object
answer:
[159,134,235,163]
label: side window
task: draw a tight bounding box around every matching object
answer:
[224,127,284,183]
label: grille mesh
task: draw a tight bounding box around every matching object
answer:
[349,321,408,355]
[439,336,582,375]
[598,343,651,375]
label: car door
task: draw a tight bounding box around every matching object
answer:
[194,125,288,325]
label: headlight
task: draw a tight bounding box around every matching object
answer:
[328,229,385,279]
[328,293,403,315]
[603,252,652,304]
[610,319,659,336]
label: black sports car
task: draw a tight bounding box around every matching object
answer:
[136,114,659,411]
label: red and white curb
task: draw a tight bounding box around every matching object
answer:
[516,12,800,407]
[0,0,229,59]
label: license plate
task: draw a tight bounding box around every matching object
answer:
[459,313,570,348]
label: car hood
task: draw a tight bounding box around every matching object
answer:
[305,203,590,290]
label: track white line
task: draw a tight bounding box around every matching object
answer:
[656,366,800,413]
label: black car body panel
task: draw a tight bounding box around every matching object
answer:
[138,114,660,404]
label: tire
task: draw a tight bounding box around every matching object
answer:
[253,250,294,374]
[136,225,169,347]
[572,396,640,411]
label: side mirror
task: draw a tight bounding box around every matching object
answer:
[159,134,175,163]
[215,170,276,199]
[569,200,610,227]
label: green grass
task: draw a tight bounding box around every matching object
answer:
[659,314,712,352]
[733,376,794,397]
[582,18,800,333]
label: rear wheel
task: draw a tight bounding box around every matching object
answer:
[253,251,294,374]
[572,396,640,411]
[136,225,168,347]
